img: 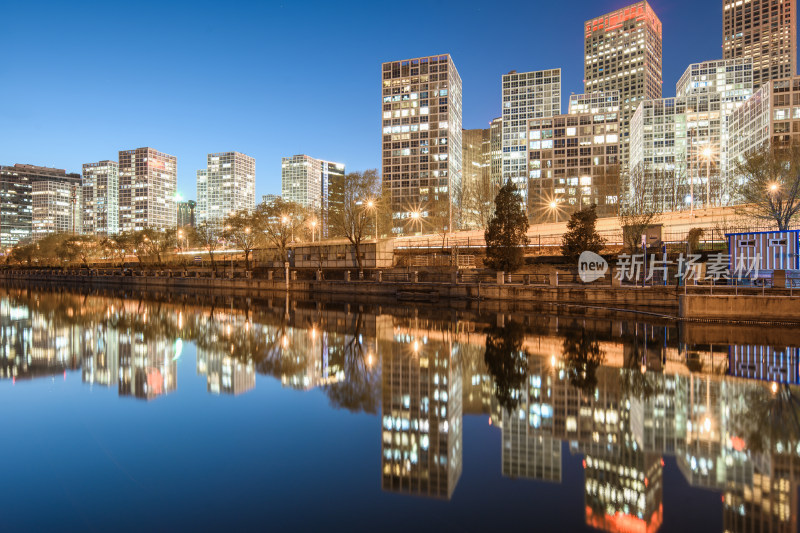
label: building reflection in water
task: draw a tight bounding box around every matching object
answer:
[0,289,798,531]
[381,318,463,499]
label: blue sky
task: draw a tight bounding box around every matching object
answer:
[1,0,721,199]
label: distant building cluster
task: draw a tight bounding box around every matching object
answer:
[387,0,798,230]
[4,0,798,244]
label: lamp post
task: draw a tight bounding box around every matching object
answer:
[702,146,713,208]
[366,200,378,241]
[548,200,558,223]
[687,110,694,216]
[310,219,317,243]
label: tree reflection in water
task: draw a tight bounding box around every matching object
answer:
[484,320,528,413]
[562,332,604,395]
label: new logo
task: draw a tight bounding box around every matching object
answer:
[578,251,608,283]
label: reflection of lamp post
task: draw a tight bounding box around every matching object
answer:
[687,110,694,216]
[225,225,233,276]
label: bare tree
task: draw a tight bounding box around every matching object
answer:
[620,165,660,252]
[460,175,495,230]
[736,143,800,230]
[328,169,382,271]
[222,210,263,271]
[257,197,309,263]
[190,222,222,273]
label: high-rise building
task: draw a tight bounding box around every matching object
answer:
[584,1,663,168]
[462,128,489,191]
[177,200,196,228]
[32,178,82,239]
[261,194,280,205]
[0,164,82,246]
[501,69,561,207]
[196,151,255,225]
[82,160,119,236]
[630,58,754,211]
[118,147,177,232]
[723,0,796,89]
[381,54,463,234]
[461,127,492,229]
[280,154,345,211]
[0,165,35,247]
[489,117,503,190]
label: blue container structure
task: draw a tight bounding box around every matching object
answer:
[726,230,800,286]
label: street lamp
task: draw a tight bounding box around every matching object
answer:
[310,219,317,242]
[701,146,714,208]
[366,200,378,241]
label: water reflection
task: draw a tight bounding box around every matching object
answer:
[0,288,799,532]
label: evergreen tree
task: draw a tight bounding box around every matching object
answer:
[484,182,529,272]
[560,204,605,262]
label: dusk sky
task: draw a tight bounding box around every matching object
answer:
[1,0,722,199]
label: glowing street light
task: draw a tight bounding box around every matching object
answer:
[701,146,715,207]
[310,218,318,242]
[365,199,378,240]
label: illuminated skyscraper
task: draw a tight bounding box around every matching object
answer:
[0,164,81,245]
[501,68,561,208]
[32,178,82,239]
[630,58,753,210]
[82,160,119,236]
[196,151,255,225]
[280,154,344,218]
[177,200,196,228]
[723,0,796,89]
[461,127,491,229]
[381,54,462,234]
[489,117,503,190]
[584,1,663,168]
[118,147,177,231]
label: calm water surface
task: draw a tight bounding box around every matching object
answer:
[1,287,799,532]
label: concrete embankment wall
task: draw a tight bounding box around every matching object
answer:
[0,272,680,313]
[679,294,800,322]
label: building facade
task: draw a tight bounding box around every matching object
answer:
[0,164,82,246]
[177,200,196,228]
[462,128,489,193]
[381,54,463,234]
[280,154,344,210]
[118,147,177,232]
[489,117,503,190]
[196,151,255,225]
[501,69,561,207]
[630,58,754,211]
[82,160,119,236]
[584,1,663,168]
[32,178,82,239]
[261,194,280,205]
[0,165,35,247]
[728,76,800,193]
[723,0,796,89]
[527,110,621,221]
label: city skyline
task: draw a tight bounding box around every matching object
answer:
[1,0,725,200]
